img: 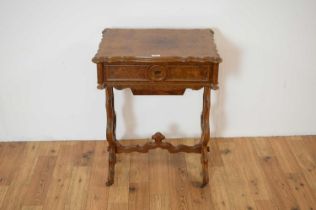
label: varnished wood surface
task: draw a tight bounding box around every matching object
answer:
[115,132,205,154]
[103,86,212,186]
[93,29,221,93]
[105,64,211,82]
[0,136,316,210]
[93,28,221,187]
[92,29,222,63]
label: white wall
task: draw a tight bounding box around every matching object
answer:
[1,0,316,141]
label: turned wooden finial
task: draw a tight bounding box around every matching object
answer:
[151,132,165,143]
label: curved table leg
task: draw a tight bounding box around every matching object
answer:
[104,86,211,187]
[105,87,117,186]
[200,86,211,187]
[106,146,116,186]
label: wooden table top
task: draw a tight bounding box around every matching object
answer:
[92,29,222,64]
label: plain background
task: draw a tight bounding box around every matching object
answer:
[0,0,316,141]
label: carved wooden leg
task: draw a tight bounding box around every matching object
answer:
[200,86,211,187]
[106,146,116,186]
[105,87,117,186]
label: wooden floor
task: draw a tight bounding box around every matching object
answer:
[0,136,315,210]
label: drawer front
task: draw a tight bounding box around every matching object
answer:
[106,65,149,81]
[167,65,209,81]
[105,64,211,82]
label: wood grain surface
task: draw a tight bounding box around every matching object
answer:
[0,136,315,210]
[92,29,222,64]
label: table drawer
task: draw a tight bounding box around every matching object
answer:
[104,64,211,82]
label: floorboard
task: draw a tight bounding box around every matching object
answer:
[0,136,315,210]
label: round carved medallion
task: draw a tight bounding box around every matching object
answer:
[148,65,167,81]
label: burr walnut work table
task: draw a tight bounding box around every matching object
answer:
[92,28,222,187]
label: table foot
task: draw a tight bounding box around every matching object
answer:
[106,179,114,186]
[106,146,116,186]
[201,146,209,187]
